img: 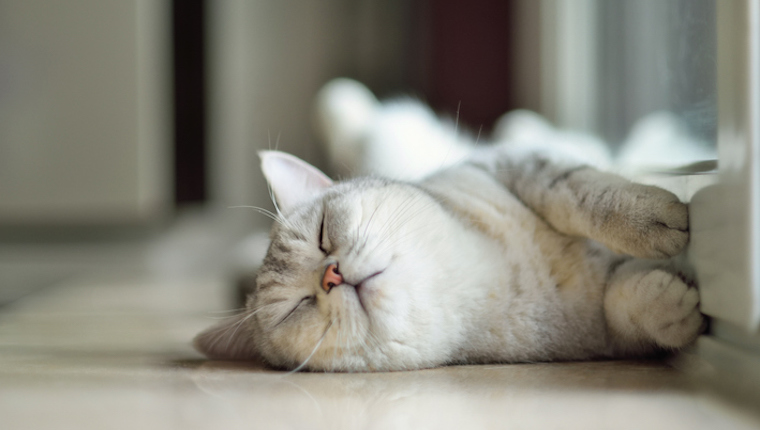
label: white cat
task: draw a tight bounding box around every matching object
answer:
[194,81,705,372]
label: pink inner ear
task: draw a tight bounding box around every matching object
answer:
[260,151,334,213]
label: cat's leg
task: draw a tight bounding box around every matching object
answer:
[470,147,688,259]
[314,78,472,181]
[603,259,704,355]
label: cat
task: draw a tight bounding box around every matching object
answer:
[194,80,705,372]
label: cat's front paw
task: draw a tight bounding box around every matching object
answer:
[602,184,689,259]
[636,270,704,348]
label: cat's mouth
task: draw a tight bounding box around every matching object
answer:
[322,261,386,315]
[355,270,383,287]
[348,270,384,314]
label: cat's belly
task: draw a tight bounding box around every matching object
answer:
[422,165,614,362]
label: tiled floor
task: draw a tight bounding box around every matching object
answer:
[1,216,758,430]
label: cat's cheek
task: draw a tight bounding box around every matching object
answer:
[357,277,385,308]
[370,285,415,336]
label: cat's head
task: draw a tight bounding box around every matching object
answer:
[194,151,465,371]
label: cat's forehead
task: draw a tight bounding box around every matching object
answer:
[324,177,394,204]
[276,177,395,223]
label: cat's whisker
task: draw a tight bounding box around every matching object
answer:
[265,182,295,232]
[369,331,383,350]
[288,320,333,374]
[338,320,349,369]
[280,379,324,415]
[378,216,445,248]
[331,319,340,368]
[354,321,373,365]
[385,195,435,236]
[262,133,290,227]
[345,320,362,373]
[222,307,268,350]
[385,200,440,242]
[435,101,470,172]
[365,192,422,253]
[203,307,247,316]
[228,205,283,224]
[364,196,440,257]
[362,333,380,363]
[367,222,449,265]
[350,309,377,369]
[203,301,283,352]
[206,314,248,320]
[337,317,348,364]
[350,201,383,256]
[357,208,387,255]
[341,318,356,369]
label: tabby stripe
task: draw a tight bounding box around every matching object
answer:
[548,166,591,189]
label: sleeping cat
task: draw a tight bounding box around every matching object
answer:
[194,82,705,372]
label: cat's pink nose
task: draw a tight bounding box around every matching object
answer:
[322,263,343,293]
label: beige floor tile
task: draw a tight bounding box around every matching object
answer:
[1,272,758,430]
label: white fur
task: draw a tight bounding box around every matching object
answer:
[314,79,714,179]
[315,79,471,181]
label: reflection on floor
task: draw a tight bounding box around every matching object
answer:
[0,221,758,430]
[0,207,760,430]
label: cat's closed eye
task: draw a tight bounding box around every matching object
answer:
[277,295,316,327]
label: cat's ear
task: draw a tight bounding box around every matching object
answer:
[259,151,333,213]
[193,314,261,361]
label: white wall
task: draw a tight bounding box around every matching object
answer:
[0,0,171,225]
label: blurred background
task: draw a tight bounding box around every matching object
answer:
[0,0,718,308]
